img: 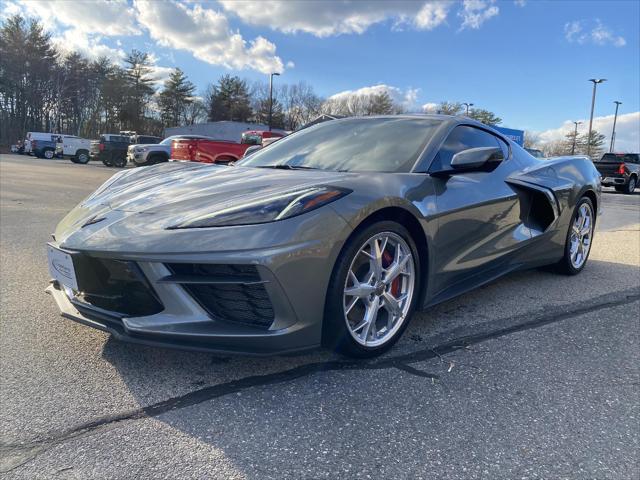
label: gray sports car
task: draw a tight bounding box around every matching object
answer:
[46,115,601,357]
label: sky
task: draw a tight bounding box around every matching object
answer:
[2,0,639,151]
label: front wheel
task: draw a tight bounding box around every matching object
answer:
[554,196,595,275]
[43,149,55,159]
[323,221,420,358]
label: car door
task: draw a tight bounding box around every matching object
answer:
[429,125,530,295]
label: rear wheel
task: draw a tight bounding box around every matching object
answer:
[74,150,89,164]
[554,196,595,275]
[43,148,54,159]
[623,176,637,194]
[323,221,420,358]
[112,154,127,168]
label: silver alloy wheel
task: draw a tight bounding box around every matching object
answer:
[44,149,54,159]
[629,177,637,192]
[343,231,415,347]
[569,202,594,269]
[78,152,88,163]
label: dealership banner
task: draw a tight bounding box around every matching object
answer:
[494,126,525,146]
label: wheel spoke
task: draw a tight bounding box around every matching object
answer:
[345,296,359,315]
[382,291,406,319]
[345,283,376,298]
[360,296,380,342]
[384,251,411,284]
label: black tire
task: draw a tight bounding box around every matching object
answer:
[43,148,55,159]
[553,196,595,275]
[102,157,113,167]
[614,186,624,192]
[322,220,421,358]
[623,176,637,194]
[74,150,90,164]
[112,154,127,168]
[137,154,167,167]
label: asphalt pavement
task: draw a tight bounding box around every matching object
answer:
[1,154,639,479]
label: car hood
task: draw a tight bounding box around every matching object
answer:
[55,162,353,246]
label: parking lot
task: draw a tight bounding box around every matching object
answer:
[1,153,638,478]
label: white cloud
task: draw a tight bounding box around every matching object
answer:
[134,0,285,74]
[10,0,139,36]
[536,112,640,153]
[422,102,440,113]
[51,30,126,63]
[564,19,626,47]
[149,66,175,88]
[458,0,499,30]
[219,1,452,37]
[329,84,421,111]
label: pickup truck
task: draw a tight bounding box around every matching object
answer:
[90,134,131,167]
[594,153,639,194]
[171,136,250,164]
[127,136,175,167]
[54,134,92,164]
[171,130,286,164]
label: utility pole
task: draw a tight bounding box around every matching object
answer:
[586,78,606,157]
[268,72,280,131]
[571,121,582,155]
[609,101,622,153]
[462,102,474,116]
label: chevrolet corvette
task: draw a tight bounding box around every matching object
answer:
[46,115,601,357]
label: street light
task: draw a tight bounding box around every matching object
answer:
[586,78,606,157]
[571,121,582,155]
[462,102,474,116]
[609,101,622,153]
[268,72,280,131]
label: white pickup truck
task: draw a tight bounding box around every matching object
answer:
[54,135,93,164]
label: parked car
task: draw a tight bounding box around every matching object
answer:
[90,134,131,167]
[171,136,250,164]
[46,115,601,357]
[594,153,639,194]
[23,132,56,157]
[54,134,92,164]
[240,130,285,146]
[127,136,177,167]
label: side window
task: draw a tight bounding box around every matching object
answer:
[430,126,504,172]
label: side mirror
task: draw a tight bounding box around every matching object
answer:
[450,146,503,172]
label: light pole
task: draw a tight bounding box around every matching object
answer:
[571,121,582,155]
[609,100,622,153]
[462,102,474,116]
[268,72,280,131]
[586,78,606,157]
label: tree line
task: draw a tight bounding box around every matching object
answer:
[525,129,606,159]
[1,13,504,145]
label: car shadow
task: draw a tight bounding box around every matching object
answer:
[98,257,640,477]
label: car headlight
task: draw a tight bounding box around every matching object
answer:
[168,186,351,229]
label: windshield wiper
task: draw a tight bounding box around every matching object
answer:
[256,164,319,170]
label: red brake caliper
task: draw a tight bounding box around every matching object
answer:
[382,250,401,297]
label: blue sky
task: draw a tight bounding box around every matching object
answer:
[2,0,639,149]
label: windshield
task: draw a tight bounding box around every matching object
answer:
[238,117,442,173]
[160,137,176,145]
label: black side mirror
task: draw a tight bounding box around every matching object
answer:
[451,146,503,171]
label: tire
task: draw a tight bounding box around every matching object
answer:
[43,148,54,159]
[623,176,637,194]
[102,157,113,167]
[614,186,624,192]
[322,221,421,358]
[137,154,167,167]
[74,150,90,164]
[112,154,127,168]
[554,196,595,275]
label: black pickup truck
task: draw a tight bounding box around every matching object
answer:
[594,153,639,194]
[90,134,131,168]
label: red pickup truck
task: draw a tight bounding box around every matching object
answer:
[171,130,285,164]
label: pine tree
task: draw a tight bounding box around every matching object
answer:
[207,75,252,122]
[122,49,155,131]
[255,97,285,129]
[158,68,195,127]
[366,92,394,115]
[469,108,502,126]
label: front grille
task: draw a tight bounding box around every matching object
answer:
[165,263,274,329]
[72,255,163,316]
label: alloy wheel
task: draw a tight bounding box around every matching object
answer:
[569,202,594,269]
[343,232,415,347]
